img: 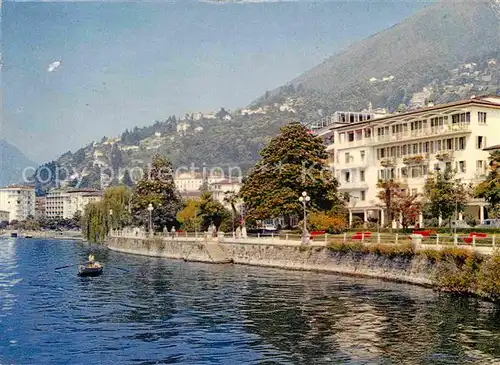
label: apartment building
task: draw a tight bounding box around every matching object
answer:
[175,172,229,199]
[324,95,500,226]
[45,189,103,219]
[0,186,36,222]
[210,179,242,210]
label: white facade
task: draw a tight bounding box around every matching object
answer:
[325,95,500,226]
[0,186,36,222]
[45,189,102,219]
[175,173,227,198]
[210,179,242,210]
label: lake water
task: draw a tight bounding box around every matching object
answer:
[1,238,499,365]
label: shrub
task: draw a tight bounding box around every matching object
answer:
[306,212,346,233]
[477,250,500,301]
[326,241,367,254]
[435,255,480,294]
[367,243,415,259]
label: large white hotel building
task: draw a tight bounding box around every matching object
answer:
[317,95,500,227]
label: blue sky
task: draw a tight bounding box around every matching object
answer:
[2,1,430,162]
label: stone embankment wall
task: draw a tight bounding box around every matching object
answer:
[108,236,436,286]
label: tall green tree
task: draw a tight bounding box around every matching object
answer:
[82,186,132,242]
[239,122,342,226]
[197,191,231,232]
[177,199,201,231]
[131,155,181,231]
[122,169,135,188]
[376,179,402,230]
[423,167,470,229]
[475,150,500,218]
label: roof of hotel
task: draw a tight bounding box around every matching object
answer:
[0,185,35,190]
[332,95,500,131]
[484,144,500,151]
[210,179,241,185]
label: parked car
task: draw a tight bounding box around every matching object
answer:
[450,220,470,229]
[477,219,500,229]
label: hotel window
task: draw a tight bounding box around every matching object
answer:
[345,152,351,163]
[446,138,453,150]
[344,171,351,183]
[402,145,407,155]
[411,167,420,178]
[445,162,452,170]
[430,117,444,128]
[458,161,466,173]
[401,167,408,178]
[436,140,442,151]
[476,160,484,174]
[360,191,366,201]
[422,165,429,175]
[451,112,471,125]
[390,146,396,157]
[476,136,486,149]
[478,112,487,124]
[364,129,372,138]
[360,150,365,161]
[423,142,429,153]
[458,137,466,150]
[360,170,365,182]
[347,132,354,142]
[412,143,418,154]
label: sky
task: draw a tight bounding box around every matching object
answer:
[1,0,431,163]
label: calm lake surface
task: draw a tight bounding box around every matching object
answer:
[1,238,499,365]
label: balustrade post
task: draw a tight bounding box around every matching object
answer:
[492,235,496,248]
[472,235,476,247]
[395,233,399,244]
[343,233,347,243]
[325,233,328,244]
[377,232,381,244]
[453,234,458,246]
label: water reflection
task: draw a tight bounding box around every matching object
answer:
[0,239,22,317]
[0,239,499,365]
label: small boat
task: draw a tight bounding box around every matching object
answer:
[78,262,103,277]
[24,235,33,239]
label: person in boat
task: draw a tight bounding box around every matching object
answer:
[88,254,96,267]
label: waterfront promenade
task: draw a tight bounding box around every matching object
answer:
[109,228,498,256]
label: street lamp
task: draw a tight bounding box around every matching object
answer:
[299,191,311,244]
[147,203,154,235]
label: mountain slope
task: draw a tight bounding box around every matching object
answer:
[33,1,500,191]
[254,1,500,117]
[0,139,37,186]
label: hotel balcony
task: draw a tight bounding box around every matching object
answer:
[338,181,369,190]
[373,123,471,146]
[343,158,370,169]
[402,152,430,165]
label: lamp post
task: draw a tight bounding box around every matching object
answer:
[109,209,113,232]
[299,191,311,244]
[147,203,154,235]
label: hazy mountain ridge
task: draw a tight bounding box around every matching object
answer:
[253,1,500,119]
[0,139,37,186]
[32,0,500,191]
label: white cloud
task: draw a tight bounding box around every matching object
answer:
[47,61,61,72]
